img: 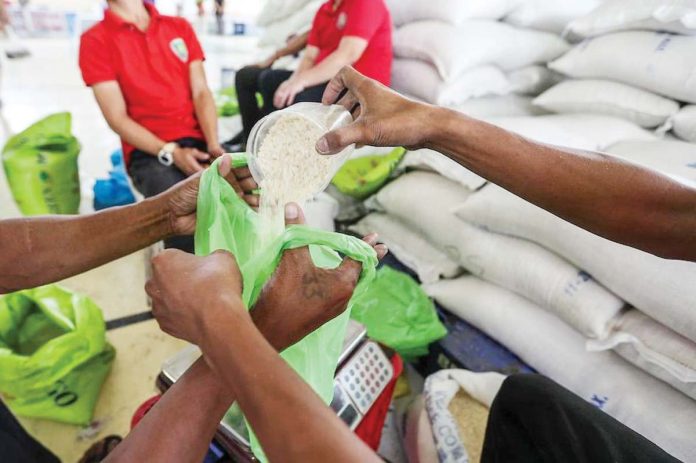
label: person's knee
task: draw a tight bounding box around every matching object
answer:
[258,69,283,95]
[235,66,261,89]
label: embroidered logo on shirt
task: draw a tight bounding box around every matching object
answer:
[337,12,347,30]
[170,38,189,63]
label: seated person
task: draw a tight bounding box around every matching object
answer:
[227,0,392,149]
[79,0,224,253]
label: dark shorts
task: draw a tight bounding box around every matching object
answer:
[128,137,207,253]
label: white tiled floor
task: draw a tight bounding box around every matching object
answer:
[1,20,262,461]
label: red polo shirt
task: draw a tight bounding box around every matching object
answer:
[307,0,392,86]
[79,3,205,164]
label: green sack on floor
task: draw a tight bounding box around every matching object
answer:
[331,147,406,199]
[216,87,264,117]
[2,113,81,216]
[0,285,114,425]
[195,155,378,462]
[351,266,447,360]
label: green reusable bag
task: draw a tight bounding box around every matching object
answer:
[351,266,447,360]
[0,285,114,425]
[195,156,378,461]
[331,147,406,199]
[2,113,81,216]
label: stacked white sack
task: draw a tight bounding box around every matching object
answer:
[529,1,696,133]
[350,212,462,284]
[454,183,696,344]
[486,113,656,151]
[393,20,568,83]
[368,172,625,339]
[256,0,320,48]
[503,0,605,35]
[604,140,696,182]
[425,276,696,462]
[588,309,696,401]
[567,0,696,38]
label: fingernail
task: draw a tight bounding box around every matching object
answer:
[316,137,329,154]
[285,203,299,220]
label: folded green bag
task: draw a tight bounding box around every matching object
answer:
[2,112,81,216]
[351,266,447,360]
[195,155,378,461]
[0,285,114,425]
[331,147,406,199]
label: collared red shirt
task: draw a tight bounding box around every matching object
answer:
[307,0,392,86]
[79,3,205,163]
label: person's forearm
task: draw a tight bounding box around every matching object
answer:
[194,90,219,149]
[103,304,315,463]
[104,358,233,463]
[0,196,171,293]
[201,306,380,463]
[111,116,166,156]
[292,54,316,79]
[275,31,310,60]
[296,51,353,88]
[427,107,696,260]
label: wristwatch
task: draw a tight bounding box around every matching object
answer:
[157,142,178,166]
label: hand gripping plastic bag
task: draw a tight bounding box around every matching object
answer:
[0,285,115,425]
[195,156,378,461]
[2,112,81,216]
[350,266,447,360]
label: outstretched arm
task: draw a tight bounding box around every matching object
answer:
[144,236,386,462]
[317,67,696,261]
[0,157,256,294]
[106,205,387,463]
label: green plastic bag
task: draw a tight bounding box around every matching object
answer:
[331,147,406,199]
[0,285,114,425]
[350,266,447,360]
[216,87,264,117]
[195,156,378,461]
[2,113,81,216]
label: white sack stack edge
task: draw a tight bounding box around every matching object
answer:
[549,31,696,104]
[350,212,462,284]
[391,59,512,107]
[486,114,656,151]
[567,0,696,38]
[503,0,604,35]
[425,276,696,462]
[394,20,569,82]
[672,105,696,143]
[386,0,518,28]
[588,309,696,401]
[533,79,680,128]
[371,172,625,339]
[454,183,696,343]
[604,140,696,182]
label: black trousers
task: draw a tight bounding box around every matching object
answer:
[235,66,328,142]
[482,374,679,463]
[128,137,207,253]
[0,400,59,463]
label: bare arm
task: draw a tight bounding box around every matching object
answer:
[274,39,367,108]
[92,81,210,175]
[296,37,367,88]
[92,81,166,156]
[0,195,171,294]
[201,308,381,463]
[255,31,310,68]
[190,60,222,157]
[0,158,257,294]
[317,67,696,261]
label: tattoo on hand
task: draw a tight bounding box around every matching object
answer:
[302,272,326,300]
